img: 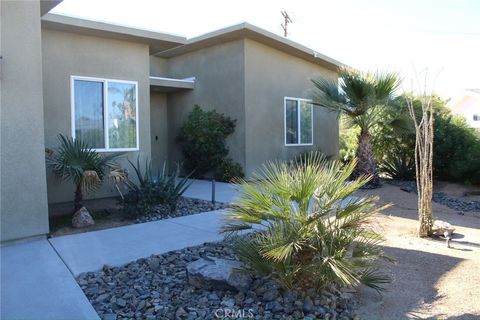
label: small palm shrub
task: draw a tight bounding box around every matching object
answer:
[46,134,126,212]
[222,153,393,292]
[122,157,192,217]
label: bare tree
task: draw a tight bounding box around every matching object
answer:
[406,76,435,237]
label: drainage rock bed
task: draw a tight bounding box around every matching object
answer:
[135,197,229,223]
[77,241,358,320]
[386,180,480,213]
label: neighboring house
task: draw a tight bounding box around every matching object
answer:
[1,0,342,242]
[448,89,480,129]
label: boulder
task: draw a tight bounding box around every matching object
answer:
[186,256,252,292]
[72,206,95,228]
[432,220,455,237]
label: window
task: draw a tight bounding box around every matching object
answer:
[71,76,138,151]
[284,97,313,145]
[473,114,480,121]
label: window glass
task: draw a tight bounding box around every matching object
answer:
[300,101,312,144]
[74,80,105,148]
[108,82,137,149]
[285,99,298,144]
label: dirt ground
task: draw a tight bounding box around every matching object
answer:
[354,184,480,320]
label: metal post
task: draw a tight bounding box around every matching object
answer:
[212,179,216,204]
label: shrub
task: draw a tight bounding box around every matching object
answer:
[214,158,244,182]
[178,105,242,178]
[222,152,393,292]
[371,95,480,184]
[122,157,192,217]
[339,126,359,163]
[434,113,480,184]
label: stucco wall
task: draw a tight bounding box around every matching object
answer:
[42,29,151,204]
[164,40,246,171]
[150,56,169,76]
[150,92,169,169]
[244,39,339,175]
[1,0,50,241]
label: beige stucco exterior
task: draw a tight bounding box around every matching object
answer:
[163,40,247,171]
[41,29,152,203]
[1,8,342,241]
[244,39,339,175]
[1,0,50,241]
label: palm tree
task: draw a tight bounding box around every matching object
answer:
[311,69,400,186]
[46,134,126,212]
[222,152,393,292]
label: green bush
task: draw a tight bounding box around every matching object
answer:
[222,152,392,292]
[214,158,244,182]
[370,95,480,184]
[434,113,480,184]
[339,126,359,163]
[178,105,243,180]
[122,157,192,217]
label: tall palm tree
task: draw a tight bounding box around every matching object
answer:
[312,69,400,186]
[46,134,126,212]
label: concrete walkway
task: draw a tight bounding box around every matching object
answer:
[49,210,226,275]
[1,179,238,319]
[182,178,238,203]
[1,239,100,320]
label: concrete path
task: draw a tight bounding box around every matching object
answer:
[1,239,100,320]
[1,179,240,319]
[183,178,238,203]
[49,210,227,276]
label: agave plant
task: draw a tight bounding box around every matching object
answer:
[311,68,400,187]
[222,153,393,292]
[122,156,193,216]
[46,134,126,212]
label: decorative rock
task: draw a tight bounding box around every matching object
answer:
[187,257,252,292]
[175,307,188,317]
[262,289,278,302]
[115,298,126,307]
[303,296,314,313]
[102,314,116,320]
[72,206,95,228]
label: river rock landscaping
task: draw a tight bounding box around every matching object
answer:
[386,180,480,213]
[77,241,358,320]
[135,197,228,223]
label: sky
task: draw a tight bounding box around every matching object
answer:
[52,0,480,100]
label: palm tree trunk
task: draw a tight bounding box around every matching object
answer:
[74,183,83,212]
[353,130,381,187]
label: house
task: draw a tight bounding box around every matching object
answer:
[448,89,480,129]
[1,0,342,242]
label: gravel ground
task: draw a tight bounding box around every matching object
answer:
[77,241,358,320]
[385,179,480,213]
[135,197,229,223]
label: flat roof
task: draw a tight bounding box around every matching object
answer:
[41,14,186,54]
[155,23,344,71]
[150,76,195,93]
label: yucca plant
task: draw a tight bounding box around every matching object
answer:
[222,152,393,292]
[46,134,126,212]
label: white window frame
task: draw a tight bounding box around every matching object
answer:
[284,97,313,146]
[71,75,139,152]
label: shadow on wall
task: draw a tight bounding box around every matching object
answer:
[355,246,468,320]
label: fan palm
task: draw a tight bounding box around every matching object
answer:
[222,152,393,292]
[46,134,126,212]
[311,68,400,186]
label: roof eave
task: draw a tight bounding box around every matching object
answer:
[155,22,344,71]
[41,13,187,54]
